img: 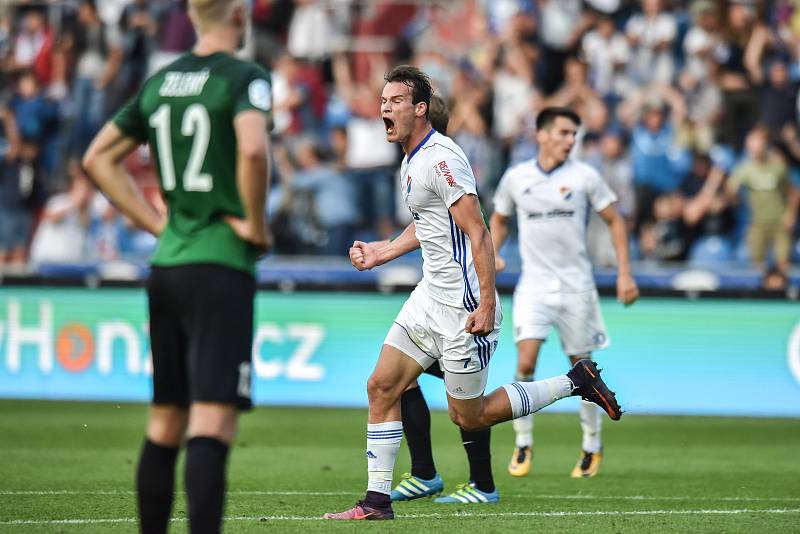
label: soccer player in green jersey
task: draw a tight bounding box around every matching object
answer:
[82,1,271,532]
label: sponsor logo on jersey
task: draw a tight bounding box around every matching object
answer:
[435,160,456,187]
[526,209,575,219]
[559,186,573,201]
[248,79,272,111]
[159,70,210,97]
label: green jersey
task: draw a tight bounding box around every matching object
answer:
[113,51,271,273]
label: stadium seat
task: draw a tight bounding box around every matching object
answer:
[688,236,733,265]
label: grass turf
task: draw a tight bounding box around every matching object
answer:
[0,400,798,533]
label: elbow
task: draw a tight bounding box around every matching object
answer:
[81,150,97,175]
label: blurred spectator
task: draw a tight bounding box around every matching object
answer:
[713,0,761,150]
[0,103,30,269]
[287,0,333,62]
[66,0,122,157]
[581,12,632,103]
[29,160,93,264]
[619,84,689,227]
[543,57,605,132]
[586,129,636,266]
[680,154,736,256]
[726,125,795,275]
[6,8,53,84]
[625,0,677,85]
[148,0,195,75]
[682,0,718,83]
[8,70,59,180]
[492,43,537,147]
[758,59,799,139]
[448,68,495,192]
[115,0,159,108]
[537,0,593,95]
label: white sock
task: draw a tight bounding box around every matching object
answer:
[580,400,602,453]
[502,376,573,419]
[366,422,403,495]
[512,373,534,447]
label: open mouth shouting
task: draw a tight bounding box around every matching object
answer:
[383,117,395,136]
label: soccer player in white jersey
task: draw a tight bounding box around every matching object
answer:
[323,67,623,521]
[490,107,639,479]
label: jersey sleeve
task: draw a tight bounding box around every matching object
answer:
[112,90,147,142]
[428,154,477,208]
[492,170,515,216]
[586,165,618,212]
[233,65,273,118]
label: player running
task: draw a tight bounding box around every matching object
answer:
[390,94,498,505]
[323,66,622,521]
[490,107,639,479]
[82,1,271,532]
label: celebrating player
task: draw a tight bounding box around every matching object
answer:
[490,107,639,479]
[82,1,272,532]
[323,66,622,521]
[389,94,498,505]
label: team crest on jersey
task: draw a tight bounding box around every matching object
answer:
[248,79,272,111]
[559,186,573,201]
[435,160,456,187]
[407,175,412,193]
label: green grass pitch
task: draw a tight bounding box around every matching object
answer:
[0,400,798,533]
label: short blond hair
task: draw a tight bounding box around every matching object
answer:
[188,0,244,33]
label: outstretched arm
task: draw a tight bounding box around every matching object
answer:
[82,123,165,236]
[450,194,496,336]
[597,203,639,306]
[349,222,420,271]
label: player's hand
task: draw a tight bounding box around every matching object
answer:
[224,215,272,254]
[495,255,506,272]
[349,240,380,271]
[465,303,495,336]
[617,272,639,306]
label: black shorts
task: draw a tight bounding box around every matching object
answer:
[147,263,256,410]
[423,362,444,380]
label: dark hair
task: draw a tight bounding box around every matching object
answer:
[536,106,581,130]
[384,65,433,118]
[428,94,449,134]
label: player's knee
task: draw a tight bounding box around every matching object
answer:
[447,408,487,433]
[367,374,399,406]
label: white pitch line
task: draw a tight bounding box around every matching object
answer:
[2,490,799,502]
[1,509,799,525]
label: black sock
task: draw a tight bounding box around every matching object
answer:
[184,436,229,534]
[364,490,391,509]
[136,438,179,534]
[460,427,494,493]
[400,386,437,480]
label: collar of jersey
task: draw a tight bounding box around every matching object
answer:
[407,128,437,163]
[535,158,566,177]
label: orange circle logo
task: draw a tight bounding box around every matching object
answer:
[56,323,94,372]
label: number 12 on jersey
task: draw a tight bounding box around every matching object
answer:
[149,103,214,192]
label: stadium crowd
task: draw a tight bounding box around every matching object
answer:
[1,0,799,288]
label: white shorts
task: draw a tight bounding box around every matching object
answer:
[512,286,609,356]
[384,285,502,400]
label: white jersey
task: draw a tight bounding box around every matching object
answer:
[400,129,482,309]
[493,158,617,293]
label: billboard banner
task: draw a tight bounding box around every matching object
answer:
[0,288,798,417]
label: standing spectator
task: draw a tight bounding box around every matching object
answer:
[681,154,736,256]
[625,0,677,85]
[115,0,159,107]
[536,0,594,95]
[67,0,122,156]
[726,125,796,275]
[581,13,632,104]
[713,1,761,150]
[0,102,29,270]
[148,0,195,75]
[8,70,59,181]
[586,129,636,266]
[7,9,53,84]
[286,0,333,62]
[29,159,93,264]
